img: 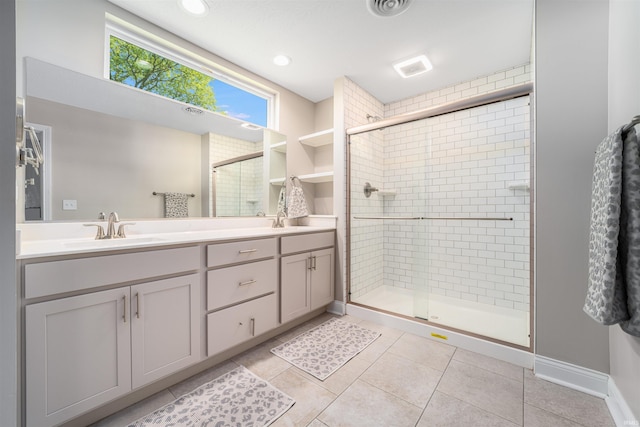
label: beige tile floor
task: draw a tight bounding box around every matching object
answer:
[93,313,615,427]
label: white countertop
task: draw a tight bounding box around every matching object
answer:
[16,217,337,259]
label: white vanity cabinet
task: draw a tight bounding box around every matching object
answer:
[23,247,201,427]
[206,238,279,356]
[25,288,131,427]
[280,231,335,323]
[20,227,337,427]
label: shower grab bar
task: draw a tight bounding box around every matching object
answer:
[353,216,513,221]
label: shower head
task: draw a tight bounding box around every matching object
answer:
[366,0,413,17]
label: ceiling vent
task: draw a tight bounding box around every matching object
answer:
[367,0,413,17]
[393,55,433,78]
[183,106,204,115]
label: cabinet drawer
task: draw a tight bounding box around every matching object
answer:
[207,259,276,311]
[25,246,200,299]
[207,238,277,268]
[207,294,277,356]
[281,231,334,255]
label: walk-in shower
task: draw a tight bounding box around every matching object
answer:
[347,84,533,348]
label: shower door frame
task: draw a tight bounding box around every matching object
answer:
[345,82,535,352]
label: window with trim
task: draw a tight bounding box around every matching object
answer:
[108,34,271,128]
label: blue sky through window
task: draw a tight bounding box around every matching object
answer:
[212,80,267,127]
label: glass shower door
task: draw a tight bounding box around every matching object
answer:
[348,120,432,319]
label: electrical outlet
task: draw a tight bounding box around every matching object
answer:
[62,199,77,210]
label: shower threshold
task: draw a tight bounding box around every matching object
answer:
[353,285,530,347]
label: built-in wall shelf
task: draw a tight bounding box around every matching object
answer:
[298,171,334,184]
[270,141,287,153]
[299,129,334,147]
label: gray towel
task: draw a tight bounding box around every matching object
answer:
[584,126,640,337]
[618,128,640,336]
[164,192,189,218]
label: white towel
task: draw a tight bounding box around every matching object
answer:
[164,192,189,218]
[287,186,309,219]
[584,126,640,336]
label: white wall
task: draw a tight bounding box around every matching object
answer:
[535,0,610,372]
[0,1,17,426]
[607,0,640,421]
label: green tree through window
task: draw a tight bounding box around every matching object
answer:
[109,36,219,112]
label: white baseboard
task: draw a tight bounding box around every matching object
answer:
[606,377,639,427]
[327,300,345,316]
[534,355,609,398]
[533,357,640,426]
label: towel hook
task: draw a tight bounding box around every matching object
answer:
[622,115,640,137]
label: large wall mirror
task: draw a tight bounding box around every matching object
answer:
[22,58,286,221]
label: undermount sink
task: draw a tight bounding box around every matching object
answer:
[63,236,165,249]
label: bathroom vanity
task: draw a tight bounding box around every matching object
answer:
[17,219,336,427]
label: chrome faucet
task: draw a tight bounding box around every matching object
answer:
[84,211,135,240]
[105,211,120,239]
[272,210,286,228]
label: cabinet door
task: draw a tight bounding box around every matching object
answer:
[131,274,201,389]
[280,252,311,323]
[310,247,335,310]
[26,288,131,427]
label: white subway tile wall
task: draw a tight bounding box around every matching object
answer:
[209,134,263,216]
[349,64,531,313]
[344,78,386,301]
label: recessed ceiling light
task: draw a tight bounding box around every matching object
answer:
[273,55,291,66]
[393,54,433,78]
[179,0,209,16]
